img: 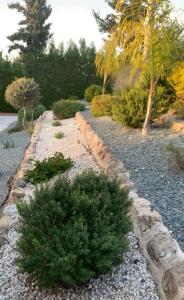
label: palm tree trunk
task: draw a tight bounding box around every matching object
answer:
[142,79,155,135]
[23,107,26,129]
[102,71,108,95]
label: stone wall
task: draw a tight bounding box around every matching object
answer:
[75,112,184,300]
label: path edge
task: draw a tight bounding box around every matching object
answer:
[75,111,184,300]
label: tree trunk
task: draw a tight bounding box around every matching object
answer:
[102,71,108,95]
[23,107,26,129]
[142,79,155,136]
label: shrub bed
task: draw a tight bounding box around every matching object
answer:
[17,170,132,288]
[91,94,120,117]
[84,85,102,102]
[53,100,85,120]
[25,152,73,184]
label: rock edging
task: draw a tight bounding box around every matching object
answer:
[75,112,184,300]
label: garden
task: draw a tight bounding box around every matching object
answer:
[0,0,184,300]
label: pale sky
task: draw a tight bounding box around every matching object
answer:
[0,0,183,57]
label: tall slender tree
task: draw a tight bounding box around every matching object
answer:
[8,0,52,55]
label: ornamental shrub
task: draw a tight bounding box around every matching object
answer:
[166,141,184,170]
[53,100,85,120]
[17,170,132,288]
[18,104,46,125]
[34,104,46,119]
[112,88,148,128]
[5,77,40,110]
[91,94,119,117]
[25,152,73,184]
[84,84,102,102]
[169,63,184,100]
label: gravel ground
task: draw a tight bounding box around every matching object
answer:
[0,125,29,207]
[0,116,17,132]
[0,112,159,300]
[82,109,184,251]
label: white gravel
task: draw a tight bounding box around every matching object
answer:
[0,112,160,300]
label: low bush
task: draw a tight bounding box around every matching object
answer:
[112,88,148,128]
[68,95,80,100]
[3,140,15,149]
[166,142,184,170]
[53,100,85,120]
[172,100,184,119]
[84,85,102,102]
[54,132,64,139]
[91,94,120,117]
[34,104,46,119]
[17,170,132,288]
[25,152,73,184]
[52,120,61,127]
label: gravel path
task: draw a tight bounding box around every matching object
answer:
[0,112,159,300]
[0,116,17,132]
[82,109,184,251]
[0,126,29,207]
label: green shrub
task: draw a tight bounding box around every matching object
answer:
[54,132,64,139]
[34,104,46,119]
[52,120,61,127]
[5,77,40,110]
[68,95,80,100]
[17,170,132,288]
[53,100,85,120]
[166,142,184,170]
[112,88,148,128]
[84,84,102,102]
[25,152,73,184]
[172,100,184,119]
[91,94,120,117]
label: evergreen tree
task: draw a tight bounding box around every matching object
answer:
[8,0,52,55]
[93,0,117,33]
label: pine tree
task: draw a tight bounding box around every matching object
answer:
[93,0,117,33]
[8,0,52,55]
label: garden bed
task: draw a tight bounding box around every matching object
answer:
[0,112,159,300]
[81,109,184,251]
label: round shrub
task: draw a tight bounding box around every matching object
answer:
[91,94,120,117]
[5,77,40,110]
[112,88,148,128]
[17,170,132,288]
[84,84,102,102]
[53,100,85,120]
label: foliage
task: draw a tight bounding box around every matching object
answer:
[0,53,24,112]
[8,0,52,55]
[5,77,40,110]
[16,170,132,288]
[52,120,61,127]
[166,141,184,170]
[22,39,101,108]
[53,100,85,120]
[112,88,148,128]
[34,104,46,119]
[68,96,80,100]
[54,132,64,139]
[25,152,73,184]
[84,85,103,102]
[3,140,15,149]
[91,94,119,117]
[172,100,184,119]
[169,63,184,100]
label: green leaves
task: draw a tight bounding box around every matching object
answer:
[25,152,73,184]
[17,170,132,288]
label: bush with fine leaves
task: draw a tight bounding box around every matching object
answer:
[91,94,120,117]
[17,170,132,288]
[84,84,102,102]
[5,77,40,110]
[53,100,85,119]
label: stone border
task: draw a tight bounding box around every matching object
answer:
[75,112,184,300]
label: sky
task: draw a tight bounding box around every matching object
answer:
[0,0,183,57]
